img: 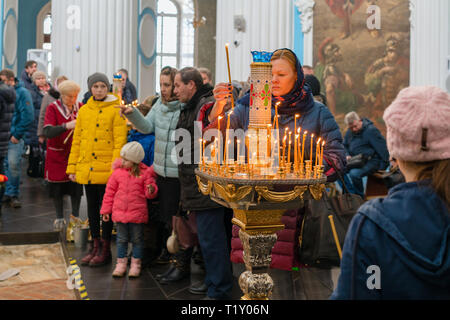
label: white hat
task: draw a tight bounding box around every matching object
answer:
[120,142,145,164]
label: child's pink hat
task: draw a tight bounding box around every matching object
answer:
[383,86,450,162]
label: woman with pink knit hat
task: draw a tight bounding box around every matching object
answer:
[331,86,450,299]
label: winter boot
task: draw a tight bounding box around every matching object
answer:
[128,258,142,278]
[89,239,112,267]
[112,258,128,278]
[80,238,100,266]
[158,247,192,284]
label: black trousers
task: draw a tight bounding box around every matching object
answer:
[84,184,112,240]
[155,175,181,251]
[155,175,181,228]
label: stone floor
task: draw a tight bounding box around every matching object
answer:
[0,171,244,300]
[0,168,340,300]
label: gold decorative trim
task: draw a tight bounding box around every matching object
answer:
[196,176,212,195]
[213,183,253,203]
[309,184,326,200]
[255,186,308,203]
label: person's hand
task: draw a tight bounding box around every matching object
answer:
[346,155,352,161]
[213,82,233,103]
[38,136,46,144]
[115,104,134,119]
[10,136,19,144]
[66,120,77,130]
[102,214,111,222]
[147,184,155,194]
[69,174,77,182]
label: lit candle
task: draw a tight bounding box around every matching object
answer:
[237,140,241,163]
[301,131,307,167]
[202,139,206,166]
[288,132,292,164]
[316,138,322,167]
[218,116,223,164]
[282,135,287,166]
[224,112,233,164]
[273,102,281,129]
[267,124,272,158]
[199,139,203,166]
[321,141,326,167]
[310,134,315,163]
[225,43,235,110]
[294,134,299,173]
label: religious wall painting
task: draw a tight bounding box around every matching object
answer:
[313,0,410,135]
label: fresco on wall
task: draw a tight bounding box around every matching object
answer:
[313,0,410,134]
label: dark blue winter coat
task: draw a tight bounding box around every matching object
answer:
[227,98,347,181]
[127,129,155,167]
[0,82,16,157]
[11,81,34,142]
[343,118,389,171]
[331,180,450,299]
[20,69,33,90]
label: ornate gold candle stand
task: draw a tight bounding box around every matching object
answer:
[195,167,326,300]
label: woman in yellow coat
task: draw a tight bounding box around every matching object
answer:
[67,73,128,267]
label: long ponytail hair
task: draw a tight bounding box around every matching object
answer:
[415,159,450,208]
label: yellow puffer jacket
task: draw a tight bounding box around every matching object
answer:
[66,94,128,185]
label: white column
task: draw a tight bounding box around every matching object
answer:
[215,0,293,83]
[52,0,139,96]
[136,0,157,100]
[410,0,450,91]
[1,0,18,74]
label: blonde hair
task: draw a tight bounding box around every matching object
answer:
[271,49,297,73]
[58,80,81,96]
[32,71,47,82]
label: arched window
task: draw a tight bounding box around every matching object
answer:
[156,0,195,92]
[36,2,52,77]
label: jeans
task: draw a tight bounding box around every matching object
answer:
[196,207,233,299]
[346,161,379,198]
[3,139,25,197]
[116,223,144,259]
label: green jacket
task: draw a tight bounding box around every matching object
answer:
[127,98,181,178]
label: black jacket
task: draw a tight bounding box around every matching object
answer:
[176,84,218,212]
[0,82,16,157]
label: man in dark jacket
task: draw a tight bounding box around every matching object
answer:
[20,60,37,90]
[0,69,34,208]
[343,111,389,197]
[172,67,232,300]
[0,77,16,215]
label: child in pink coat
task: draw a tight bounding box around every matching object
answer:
[101,142,158,278]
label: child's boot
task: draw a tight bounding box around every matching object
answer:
[128,258,142,278]
[112,258,128,278]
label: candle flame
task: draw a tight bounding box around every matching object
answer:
[226,43,230,48]
[322,141,326,146]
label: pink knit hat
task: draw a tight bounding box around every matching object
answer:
[383,86,450,162]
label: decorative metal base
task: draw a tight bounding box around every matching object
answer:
[195,169,325,300]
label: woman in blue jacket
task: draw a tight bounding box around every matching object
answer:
[210,48,347,299]
[331,86,450,300]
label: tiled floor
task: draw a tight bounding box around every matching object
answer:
[0,171,244,300]
[0,169,340,300]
